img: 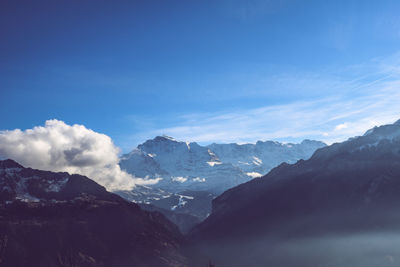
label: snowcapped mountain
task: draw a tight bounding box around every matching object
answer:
[120,135,251,194]
[207,139,326,177]
[120,135,326,194]
[117,135,325,231]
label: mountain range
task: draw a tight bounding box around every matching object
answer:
[187,119,400,267]
[120,136,326,194]
[2,120,400,266]
[117,136,325,231]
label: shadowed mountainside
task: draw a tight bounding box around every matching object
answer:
[0,159,187,267]
[188,120,400,267]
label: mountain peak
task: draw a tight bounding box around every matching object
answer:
[158,135,176,141]
[139,136,180,149]
[301,139,324,145]
[0,159,117,203]
[362,120,400,139]
[0,159,24,169]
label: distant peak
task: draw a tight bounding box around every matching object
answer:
[136,136,184,152]
[256,140,280,146]
[301,139,326,146]
[162,134,175,140]
[255,139,325,147]
[362,120,400,138]
[363,126,377,136]
[0,159,24,169]
[155,135,177,142]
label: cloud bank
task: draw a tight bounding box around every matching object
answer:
[0,119,156,191]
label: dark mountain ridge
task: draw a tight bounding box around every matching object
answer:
[188,120,400,266]
[0,159,187,267]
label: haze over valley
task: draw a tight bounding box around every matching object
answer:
[2,0,400,266]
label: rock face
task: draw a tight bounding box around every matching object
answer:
[120,136,326,194]
[118,136,325,231]
[138,203,203,234]
[0,160,187,267]
[188,120,400,267]
[115,186,216,234]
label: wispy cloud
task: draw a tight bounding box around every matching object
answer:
[130,53,400,146]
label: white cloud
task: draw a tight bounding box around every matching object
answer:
[0,120,157,191]
[171,176,188,183]
[335,123,349,131]
[246,172,262,178]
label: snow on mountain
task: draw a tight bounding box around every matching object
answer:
[116,184,173,204]
[207,139,326,175]
[115,183,216,233]
[120,135,250,194]
[119,148,167,178]
[119,136,326,195]
[118,136,325,223]
[0,159,70,202]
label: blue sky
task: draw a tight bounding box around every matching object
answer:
[2,0,400,152]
